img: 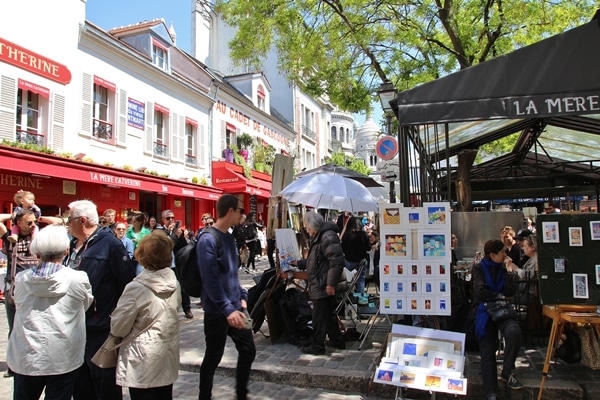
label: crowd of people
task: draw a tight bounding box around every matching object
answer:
[0,189,260,400]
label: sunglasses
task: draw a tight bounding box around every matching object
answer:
[66,216,81,225]
[26,220,36,226]
[206,222,214,226]
[237,208,245,214]
[165,216,175,220]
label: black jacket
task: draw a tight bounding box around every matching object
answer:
[341,229,370,262]
[297,222,345,300]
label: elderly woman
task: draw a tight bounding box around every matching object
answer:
[472,239,523,400]
[110,231,181,400]
[7,224,93,400]
[296,211,346,355]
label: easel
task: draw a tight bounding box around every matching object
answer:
[537,304,600,400]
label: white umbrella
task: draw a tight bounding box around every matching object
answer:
[279,173,379,212]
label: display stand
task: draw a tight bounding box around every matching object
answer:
[373,325,467,398]
[537,304,600,400]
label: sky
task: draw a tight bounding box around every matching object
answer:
[85,0,380,129]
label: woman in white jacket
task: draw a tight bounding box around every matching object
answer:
[110,230,181,400]
[7,224,93,400]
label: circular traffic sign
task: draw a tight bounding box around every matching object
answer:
[376,136,398,160]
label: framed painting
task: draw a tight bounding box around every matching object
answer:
[423,202,450,226]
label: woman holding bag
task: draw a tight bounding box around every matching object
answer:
[110,231,181,400]
[472,239,523,400]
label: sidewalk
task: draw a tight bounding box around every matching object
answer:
[1,258,600,399]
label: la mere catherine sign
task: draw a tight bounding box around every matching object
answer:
[0,37,71,85]
[506,90,600,119]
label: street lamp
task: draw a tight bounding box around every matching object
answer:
[377,80,398,203]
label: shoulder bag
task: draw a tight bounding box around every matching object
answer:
[483,299,518,322]
[91,292,173,368]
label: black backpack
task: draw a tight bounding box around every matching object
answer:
[174,227,220,297]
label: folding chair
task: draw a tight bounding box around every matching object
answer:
[335,258,368,328]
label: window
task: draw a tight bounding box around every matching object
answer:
[154,110,168,157]
[185,121,196,165]
[369,154,378,167]
[257,84,266,111]
[93,84,113,142]
[331,126,337,141]
[152,39,169,71]
[15,89,44,145]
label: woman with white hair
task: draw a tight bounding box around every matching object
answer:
[7,224,94,400]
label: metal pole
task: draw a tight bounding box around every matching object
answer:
[386,114,396,203]
[398,126,410,207]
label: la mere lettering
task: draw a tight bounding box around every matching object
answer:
[512,95,600,116]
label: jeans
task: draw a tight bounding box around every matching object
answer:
[72,330,122,400]
[13,369,79,400]
[478,318,522,395]
[199,312,256,400]
[311,296,343,348]
[345,260,366,293]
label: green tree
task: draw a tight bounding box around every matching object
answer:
[214,0,596,208]
[328,151,371,175]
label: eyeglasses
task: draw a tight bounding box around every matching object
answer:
[206,222,214,226]
[66,216,81,225]
[237,208,245,214]
[116,228,126,231]
[165,216,174,220]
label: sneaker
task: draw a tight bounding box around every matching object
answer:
[501,374,524,390]
[300,345,325,355]
[7,234,17,244]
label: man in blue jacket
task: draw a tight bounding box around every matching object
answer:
[64,200,136,400]
[197,194,256,400]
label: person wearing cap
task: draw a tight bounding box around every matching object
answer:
[514,229,533,268]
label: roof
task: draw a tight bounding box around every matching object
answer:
[389,14,600,202]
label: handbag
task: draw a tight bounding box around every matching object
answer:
[579,325,600,370]
[483,299,518,322]
[91,292,173,368]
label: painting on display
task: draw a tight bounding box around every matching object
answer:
[275,229,301,271]
[423,203,450,226]
[419,233,449,259]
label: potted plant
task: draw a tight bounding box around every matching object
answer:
[223,144,235,162]
[252,139,267,172]
[236,133,254,162]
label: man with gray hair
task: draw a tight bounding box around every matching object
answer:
[64,200,136,400]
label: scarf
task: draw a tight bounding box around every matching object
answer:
[475,257,505,340]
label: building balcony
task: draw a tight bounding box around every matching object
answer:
[93,119,113,141]
[301,124,317,141]
[154,141,168,157]
[16,129,44,146]
[185,153,197,165]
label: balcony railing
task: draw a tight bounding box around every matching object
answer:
[301,124,317,141]
[154,141,168,157]
[16,129,44,146]
[185,153,197,165]
[93,119,113,141]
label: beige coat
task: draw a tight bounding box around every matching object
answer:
[110,267,181,388]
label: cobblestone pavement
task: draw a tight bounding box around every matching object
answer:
[2,257,600,399]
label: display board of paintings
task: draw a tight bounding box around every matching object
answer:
[378,202,452,315]
[373,325,467,395]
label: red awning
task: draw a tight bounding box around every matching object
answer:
[0,147,222,201]
[226,122,236,132]
[185,117,198,127]
[212,161,271,198]
[152,38,169,52]
[18,79,49,99]
[257,87,265,99]
[154,103,170,115]
[94,75,116,92]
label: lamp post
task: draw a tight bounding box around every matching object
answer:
[377,81,398,203]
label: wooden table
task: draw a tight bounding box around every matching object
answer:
[538,304,600,400]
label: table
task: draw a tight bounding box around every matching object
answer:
[537,304,600,400]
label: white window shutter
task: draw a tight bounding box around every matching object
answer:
[80,73,92,137]
[117,89,127,146]
[0,75,16,141]
[198,124,205,166]
[220,121,226,155]
[177,114,184,161]
[51,93,65,151]
[171,112,179,160]
[144,101,154,154]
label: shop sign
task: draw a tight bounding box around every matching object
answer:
[127,98,145,130]
[0,37,72,84]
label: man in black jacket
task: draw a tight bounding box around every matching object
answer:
[65,200,136,400]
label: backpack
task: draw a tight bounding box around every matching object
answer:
[174,227,220,297]
[242,223,257,241]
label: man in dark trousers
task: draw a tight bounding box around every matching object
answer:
[197,194,256,400]
[64,200,136,400]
